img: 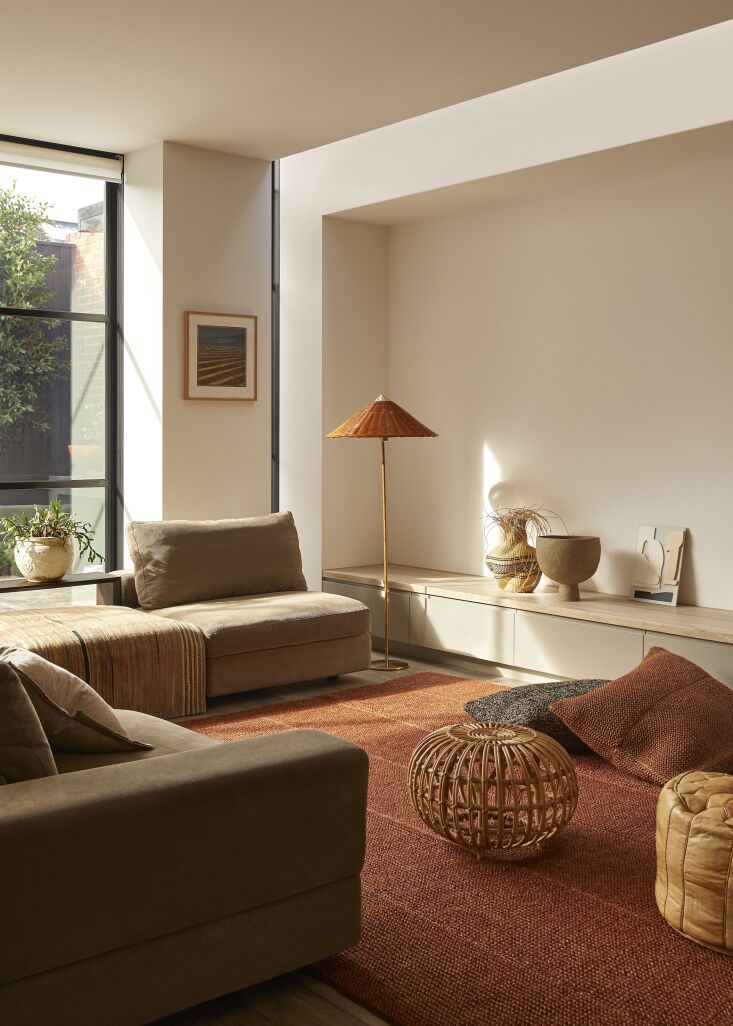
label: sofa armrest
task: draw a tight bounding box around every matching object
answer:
[0,729,368,986]
[98,568,139,607]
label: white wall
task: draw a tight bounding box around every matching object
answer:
[281,22,733,588]
[122,143,271,559]
[387,153,733,608]
[123,143,165,529]
[322,218,389,568]
[162,143,271,520]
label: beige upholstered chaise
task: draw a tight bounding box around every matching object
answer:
[0,714,368,1026]
[122,512,371,698]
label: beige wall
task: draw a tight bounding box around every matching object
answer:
[162,143,271,520]
[122,143,271,559]
[386,153,733,607]
[322,218,389,568]
[282,22,733,588]
[123,144,165,530]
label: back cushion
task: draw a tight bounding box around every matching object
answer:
[127,512,307,611]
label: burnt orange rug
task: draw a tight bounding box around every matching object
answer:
[187,673,733,1026]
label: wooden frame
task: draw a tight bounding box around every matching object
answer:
[184,310,258,401]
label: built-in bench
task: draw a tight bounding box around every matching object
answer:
[323,564,733,686]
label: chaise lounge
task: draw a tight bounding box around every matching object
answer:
[121,511,372,700]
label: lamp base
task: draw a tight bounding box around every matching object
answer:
[371,657,409,672]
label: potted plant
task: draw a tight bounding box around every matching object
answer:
[0,501,103,583]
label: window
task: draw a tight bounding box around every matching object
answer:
[0,138,121,579]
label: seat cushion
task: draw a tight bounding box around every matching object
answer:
[127,512,307,611]
[54,710,219,774]
[155,591,371,659]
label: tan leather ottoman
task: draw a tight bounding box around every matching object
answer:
[656,770,733,954]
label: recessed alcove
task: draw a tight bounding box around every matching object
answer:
[321,122,733,609]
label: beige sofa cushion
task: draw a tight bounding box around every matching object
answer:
[127,512,307,611]
[156,591,371,659]
[0,661,57,783]
[54,710,219,774]
[1,645,152,754]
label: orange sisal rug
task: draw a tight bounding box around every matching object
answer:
[187,672,733,1026]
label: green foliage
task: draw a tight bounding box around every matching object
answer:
[0,183,65,432]
[0,500,103,564]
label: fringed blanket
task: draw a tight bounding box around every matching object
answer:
[0,606,206,718]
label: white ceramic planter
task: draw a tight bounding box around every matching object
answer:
[14,537,74,582]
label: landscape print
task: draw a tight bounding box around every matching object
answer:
[185,312,257,401]
[196,325,247,387]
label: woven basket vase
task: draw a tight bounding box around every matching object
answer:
[485,525,541,593]
[408,722,578,858]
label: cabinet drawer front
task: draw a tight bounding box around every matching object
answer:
[515,611,643,679]
[410,594,514,663]
[322,580,409,642]
[644,632,733,688]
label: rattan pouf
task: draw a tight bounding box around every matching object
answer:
[656,771,733,954]
[408,722,578,859]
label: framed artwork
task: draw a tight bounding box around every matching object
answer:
[631,524,686,605]
[184,311,257,401]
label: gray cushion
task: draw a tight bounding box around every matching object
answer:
[0,645,152,754]
[127,512,307,611]
[0,661,57,783]
[155,591,371,658]
[54,710,219,774]
[464,679,608,752]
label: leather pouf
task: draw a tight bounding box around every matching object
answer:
[656,771,733,954]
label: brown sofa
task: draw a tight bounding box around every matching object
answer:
[120,512,371,698]
[0,712,368,1026]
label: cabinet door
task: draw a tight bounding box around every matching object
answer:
[410,594,514,663]
[322,580,410,643]
[644,632,733,688]
[515,611,643,679]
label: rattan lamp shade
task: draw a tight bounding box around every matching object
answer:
[326,395,437,671]
[327,395,436,439]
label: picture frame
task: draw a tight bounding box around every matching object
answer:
[184,311,257,401]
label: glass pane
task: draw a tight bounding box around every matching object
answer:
[0,165,105,314]
[0,486,106,581]
[0,317,105,482]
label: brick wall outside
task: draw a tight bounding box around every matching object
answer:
[67,224,106,564]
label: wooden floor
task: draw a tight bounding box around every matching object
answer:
[155,653,504,1026]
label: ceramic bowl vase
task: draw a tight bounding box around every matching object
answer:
[536,535,601,601]
[14,537,74,583]
[485,525,542,594]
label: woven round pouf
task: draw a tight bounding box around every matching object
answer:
[408,722,578,859]
[656,771,733,954]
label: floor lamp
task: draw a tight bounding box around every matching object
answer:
[327,395,437,671]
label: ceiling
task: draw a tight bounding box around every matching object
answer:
[2,1,733,160]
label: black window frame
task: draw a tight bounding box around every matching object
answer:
[0,135,123,570]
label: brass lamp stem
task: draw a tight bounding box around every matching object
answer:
[372,436,407,671]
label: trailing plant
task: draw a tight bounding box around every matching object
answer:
[0,501,103,564]
[0,183,66,433]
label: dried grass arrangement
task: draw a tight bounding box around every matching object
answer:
[484,506,556,593]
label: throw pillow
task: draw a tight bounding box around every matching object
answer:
[464,679,608,752]
[0,660,57,782]
[550,647,733,784]
[0,646,152,754]
[126,511,307,611]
